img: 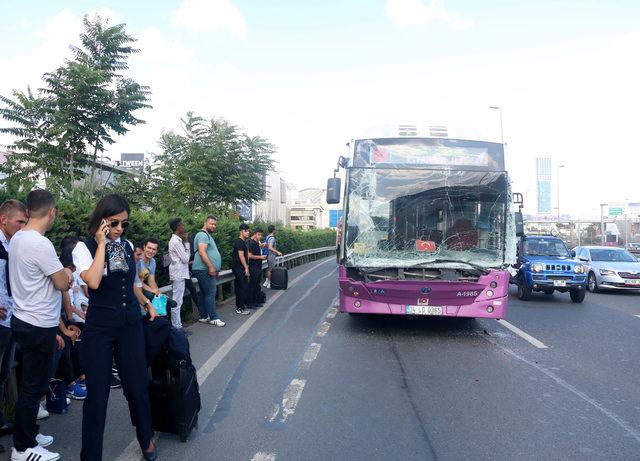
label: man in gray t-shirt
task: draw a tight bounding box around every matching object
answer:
[8,190,72,460]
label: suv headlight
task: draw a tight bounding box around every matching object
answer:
[531,263,543,272]
[573,265,585,274]
[599,269,616,276]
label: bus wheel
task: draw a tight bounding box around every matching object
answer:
[517,279,532,301]
[570,289,586,303]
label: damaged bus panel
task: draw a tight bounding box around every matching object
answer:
[329,126,518,319]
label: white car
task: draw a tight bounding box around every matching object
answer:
[573,246,640,292]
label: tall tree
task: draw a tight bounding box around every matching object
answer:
[0,87,74,194]
[43,14,151,191]
[150,112,275,212]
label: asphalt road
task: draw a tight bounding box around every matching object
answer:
[2,258,639,460]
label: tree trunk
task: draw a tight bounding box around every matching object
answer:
[89,143,98,194]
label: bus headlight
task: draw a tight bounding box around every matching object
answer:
[573,265,585,274]
[531,263,543,273]
[486,290,494,297]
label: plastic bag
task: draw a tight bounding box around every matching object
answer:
[152,295,168,316]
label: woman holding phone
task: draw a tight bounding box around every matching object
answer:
[71,194,158,461]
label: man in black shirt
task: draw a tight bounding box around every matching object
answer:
[246,228,267,308]
[231,224,251,316]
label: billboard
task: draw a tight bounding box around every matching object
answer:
[536,157,552,214]
[119,153,144,169]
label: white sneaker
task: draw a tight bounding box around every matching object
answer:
[266,281,271,289]
[209,319,226,327]
[263,280,269,287]
[11,445,60,461]
[37,402,49,420]
[198,317,210,323]
[66,398,71,405]
[36,433,53,447]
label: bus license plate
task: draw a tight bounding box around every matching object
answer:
[553,280,567,287]
[625,279,640,285]
[406,305,443,316]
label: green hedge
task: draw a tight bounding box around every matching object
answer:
[0,191,336,277]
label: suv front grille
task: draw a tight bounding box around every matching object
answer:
[545,264,571,271]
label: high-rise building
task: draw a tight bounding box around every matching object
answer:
[536,157,552,214]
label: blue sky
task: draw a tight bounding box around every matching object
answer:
[1,0,640,217]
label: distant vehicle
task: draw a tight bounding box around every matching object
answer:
[627,242,640,255]
[573,246,640,292]
[512,235,587,303]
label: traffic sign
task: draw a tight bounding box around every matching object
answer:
[609,207,624,217]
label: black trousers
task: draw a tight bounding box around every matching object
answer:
[11,316,57,452]
[80,316,153,461]
[248,267,262,304]
[233,269,250,309]
[185,277,199,309]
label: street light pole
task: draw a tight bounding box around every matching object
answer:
[600,203,606,245]
[557,164,565,223]
[489,106,504,144]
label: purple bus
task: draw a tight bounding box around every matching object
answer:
[326,125,523,319]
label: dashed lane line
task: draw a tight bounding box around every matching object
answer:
[496,319,549,349]
[251,452,277,461]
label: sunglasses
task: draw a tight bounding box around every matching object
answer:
[109,220,130,229]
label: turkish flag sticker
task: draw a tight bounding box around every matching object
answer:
[416,240,436,252]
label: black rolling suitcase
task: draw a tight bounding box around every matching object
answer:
[271,266,288,290]
[149,349,201,442]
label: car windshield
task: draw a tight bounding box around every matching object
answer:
[523,239,571,258]
[590,249,637,262]
[343,168,511,269]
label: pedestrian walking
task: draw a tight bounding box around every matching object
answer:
[0,200,28,454]
[192,216,226,326]
[9,190,73,461]
[263,225,283,289]
[247,228,267,307]
[168,218,190,331]
[71,194,159,461]
[232,224,252,315]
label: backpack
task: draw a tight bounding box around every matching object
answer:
[189,231,209,262]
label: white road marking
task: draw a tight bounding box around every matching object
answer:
[300,343,322,370]
[497,343,640,445]
[251,452,277,461]
[635,315,640,319]
[496,319,549,349]
[317,321,331,337]
[326,307,338,319]
[278,379,306,422]
[115,258,335,461]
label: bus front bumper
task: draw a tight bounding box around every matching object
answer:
[339,292,508,319]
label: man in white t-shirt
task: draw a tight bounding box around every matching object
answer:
[8,190,72,461]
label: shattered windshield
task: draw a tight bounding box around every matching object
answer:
[344,168,510,269]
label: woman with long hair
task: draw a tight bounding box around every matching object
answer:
[71,194,158,461]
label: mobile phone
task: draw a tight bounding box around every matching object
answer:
[101,219,109,235]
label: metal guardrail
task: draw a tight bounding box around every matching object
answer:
[159,246,336,300]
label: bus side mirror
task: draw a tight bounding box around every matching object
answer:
[326,177,341,204]
[515,211,524,237]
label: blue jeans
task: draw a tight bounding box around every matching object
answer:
[192,270,219,320]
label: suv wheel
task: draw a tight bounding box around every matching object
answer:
[517,279,532,301]
[570,289,586,303]
[587,272,599,293]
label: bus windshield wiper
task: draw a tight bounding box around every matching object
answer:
[409,259,491,275]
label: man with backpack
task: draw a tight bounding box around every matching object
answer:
[263,225,283,289]
[191,216,226,327]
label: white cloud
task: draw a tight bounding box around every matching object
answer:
[385,0,474,30]
[172,0,248,39]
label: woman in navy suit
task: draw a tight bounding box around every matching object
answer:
[72,194,158,461]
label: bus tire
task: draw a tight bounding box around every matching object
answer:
[517,279,532,301]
